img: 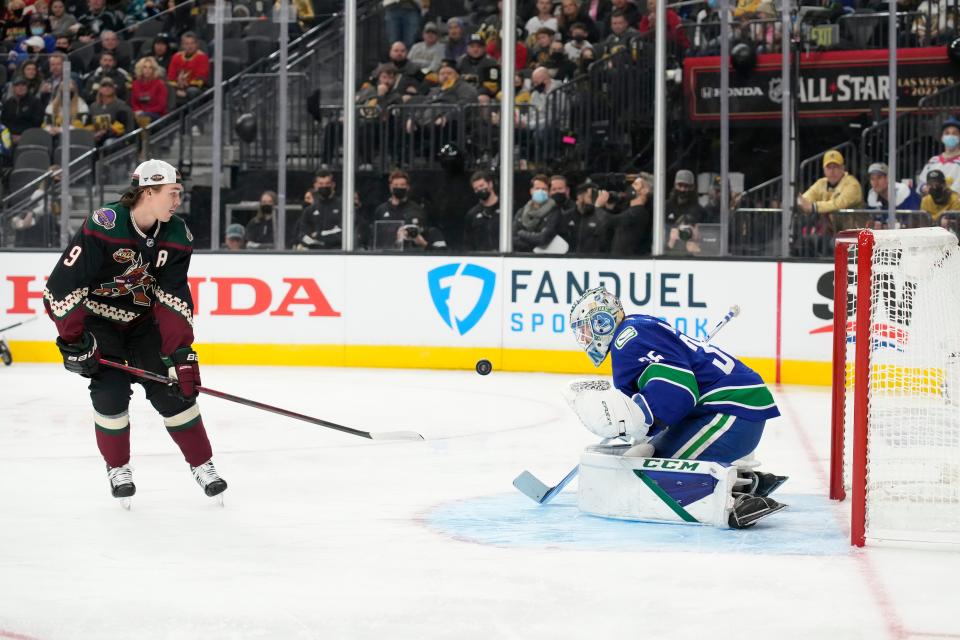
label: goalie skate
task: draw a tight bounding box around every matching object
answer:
[728,494,787,529]
[107,464,135,510]
[737,470,789,497]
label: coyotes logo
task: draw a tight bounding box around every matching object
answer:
[92,248,156,306]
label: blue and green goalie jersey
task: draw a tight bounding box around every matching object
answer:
[611,314,780,430]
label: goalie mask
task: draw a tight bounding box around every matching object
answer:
[569,286,625,367]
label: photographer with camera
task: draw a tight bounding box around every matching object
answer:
[664,169,705,256]
[372,170,447,251]
[513,174,567,253]
[609,172,654,256]
[565,180,614,254]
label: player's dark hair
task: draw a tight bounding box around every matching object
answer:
[531,173,550,188]
[315,169,334,180]
[120,185,163,208]
[388,169,410,184]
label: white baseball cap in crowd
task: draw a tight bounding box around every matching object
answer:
[132,159,180,186]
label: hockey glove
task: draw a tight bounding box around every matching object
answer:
[56,332,100,377]
[162,347,201,399]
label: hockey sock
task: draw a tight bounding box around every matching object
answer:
[94,411,131,468]
[163,404,213,467]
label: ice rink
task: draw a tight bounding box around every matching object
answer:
[2,363,959,640]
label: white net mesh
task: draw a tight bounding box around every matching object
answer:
[844,228,960,545]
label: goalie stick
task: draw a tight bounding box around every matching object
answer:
[98,359,424,441]
[513,305,741,505]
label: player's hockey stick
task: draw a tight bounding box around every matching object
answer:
[98,359,424,441]
[514,305,742,505]
[0,316,40,333]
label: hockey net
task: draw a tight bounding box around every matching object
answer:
[830,228,960,548]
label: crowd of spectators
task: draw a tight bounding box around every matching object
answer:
[1,0,220,177]
[789,115,960,257]
[221,165,733,256]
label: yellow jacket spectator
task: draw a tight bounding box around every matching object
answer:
[797,149,865,215]
[920,169,960,222]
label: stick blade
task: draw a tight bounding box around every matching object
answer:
[369,430,425,441]
[513,470,550,503]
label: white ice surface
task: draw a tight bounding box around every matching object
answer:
[1,364,959,640]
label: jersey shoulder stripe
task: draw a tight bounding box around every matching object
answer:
[699,384,776,410]
[637,362,699,403]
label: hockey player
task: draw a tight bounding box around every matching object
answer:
[567,286,786,528]
[43,159,227,505]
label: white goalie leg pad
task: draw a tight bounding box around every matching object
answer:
[562,378,650,440]
[577,449,738,528]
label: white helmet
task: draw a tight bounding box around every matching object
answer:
[569,286,625,367]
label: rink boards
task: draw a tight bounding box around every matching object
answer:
[0,252,837,384]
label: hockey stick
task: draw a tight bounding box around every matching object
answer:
[513,305,742,505]
[0,316,40,333]
[98,359,424,441]
[513,465,579,505]
[705,305,740,343]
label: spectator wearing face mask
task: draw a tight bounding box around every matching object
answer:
[371,170,447,251]
[549,174,575,222]
[918,117,960,196]
[513,173,566,253]
[920,170,960,222]
[464,170,500,252]
[295,170,342,250]
[564,23,593,62]
[665,169,706,255]
[246,191,277,249]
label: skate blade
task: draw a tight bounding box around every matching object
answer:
[215,494,225,507]
[735,502,787,528]
[120,497,132,510]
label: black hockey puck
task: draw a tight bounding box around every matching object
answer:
[475,359,492,376]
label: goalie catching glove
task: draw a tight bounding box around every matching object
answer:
[161,347,201,399]
[562,378,653,440]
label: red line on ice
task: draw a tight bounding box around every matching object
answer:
[775,385,908,640]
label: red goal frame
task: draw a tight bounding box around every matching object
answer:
[829,230,873,548]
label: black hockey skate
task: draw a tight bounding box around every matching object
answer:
[754,472,788,497]
[737,470,789,497]
[728,494,787,529]
[191,460,228,498]
[107,464,136,500]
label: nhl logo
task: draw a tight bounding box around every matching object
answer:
[145,238,155,248]
[769,78,783,105]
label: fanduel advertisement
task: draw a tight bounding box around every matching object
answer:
[684,46,959,125]
[499,258,777,359]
